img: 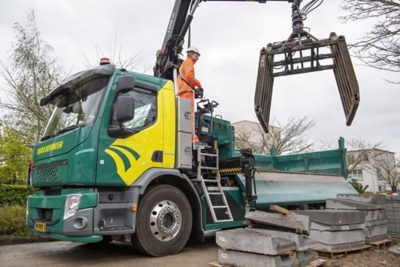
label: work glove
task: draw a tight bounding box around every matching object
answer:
[194,87,204,99]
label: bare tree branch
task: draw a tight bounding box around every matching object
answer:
[235,116,315,155]
[341,0,400,73]
[0,10,62,144]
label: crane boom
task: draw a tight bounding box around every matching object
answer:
[155,0,360,134]
[154,0,292,80]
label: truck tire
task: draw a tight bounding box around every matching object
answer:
[132,184,193,256]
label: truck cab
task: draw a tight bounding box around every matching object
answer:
[27,62,209,256]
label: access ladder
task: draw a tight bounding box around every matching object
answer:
[196,144,233,223]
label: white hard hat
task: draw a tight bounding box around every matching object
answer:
[187,46,200,56]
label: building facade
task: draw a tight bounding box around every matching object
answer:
[347,149,398,193]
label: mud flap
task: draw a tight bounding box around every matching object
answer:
[254,33,360,133]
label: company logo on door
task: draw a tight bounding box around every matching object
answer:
[105,144,141,186]
[37,141,64,155]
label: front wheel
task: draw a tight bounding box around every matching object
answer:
[132,185,193,256]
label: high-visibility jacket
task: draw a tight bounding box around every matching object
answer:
[177,58,202,94]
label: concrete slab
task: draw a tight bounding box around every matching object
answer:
[295,210,365,225]
[365,219,388,227]
[365,210,387,221]
[365,224,388,238]
[216,228,297,255]
[312,241,366,252]
[311,222,364,231]
[245,210,310,234]
[309,229,365,245]
[248,228,316,251]
[326,199,384,210]
[218,249,299,267]
[337,194,386,204]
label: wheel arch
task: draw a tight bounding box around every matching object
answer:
[134,168,203,241]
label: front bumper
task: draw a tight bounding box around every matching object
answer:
[27,187,140,243]
[27,188,101,243]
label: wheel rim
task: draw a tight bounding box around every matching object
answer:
[149,200,182,242]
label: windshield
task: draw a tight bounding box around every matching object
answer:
[42,77,109,140]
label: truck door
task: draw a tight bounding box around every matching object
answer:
[96,76,175,187]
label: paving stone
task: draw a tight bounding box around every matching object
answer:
[216,228,297,255]
[337,194,386,204]
[218,249,299,267]
[295,210,365,225]
[309,229,365,245]
[245,210,310,234]
[248,228,315,251]
[326,199,384,210]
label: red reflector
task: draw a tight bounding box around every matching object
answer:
[100,57,110,65]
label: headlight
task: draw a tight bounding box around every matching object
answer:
[64,194,81,220]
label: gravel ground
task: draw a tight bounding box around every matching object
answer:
[0,238,399,267]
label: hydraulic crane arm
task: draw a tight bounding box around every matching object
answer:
[154,0,292,80]
[155,0,360,134]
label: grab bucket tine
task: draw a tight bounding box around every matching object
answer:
[254,32,360,133]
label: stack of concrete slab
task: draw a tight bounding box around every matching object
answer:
[293,195,389,252]
[385,195,400,237]
[215,211,317,267]
[295,209,367,251]
[331,194,388,242]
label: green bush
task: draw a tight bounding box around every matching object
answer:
[0,205,33,237]
[0,184,36,206]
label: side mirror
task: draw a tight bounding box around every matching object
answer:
[115,95,135,124]
[116,75,135,94]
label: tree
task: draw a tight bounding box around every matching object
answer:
[375,157,400,193]
[350,179,369,194]
[341,0,400,74]
[0,125,31,184]
[0,10,62,144]
[235,116,315,155]
[345,138,382,174]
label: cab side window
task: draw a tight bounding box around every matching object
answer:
[112,88,157,131]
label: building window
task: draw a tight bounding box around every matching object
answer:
[349,169,363,180]
[362,153,369,162]
[376,168,383,180]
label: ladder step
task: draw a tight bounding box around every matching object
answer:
[201,166,218,170]
[200,153,218,157]
[203,179,219,183]
[215,219,234,223]
[208,192,223,195]
[213,206,229,209]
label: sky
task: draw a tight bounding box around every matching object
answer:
[0,0,399,154]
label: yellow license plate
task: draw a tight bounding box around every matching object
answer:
[35,222,47,232]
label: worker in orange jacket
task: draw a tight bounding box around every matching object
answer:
[178,46,203,143]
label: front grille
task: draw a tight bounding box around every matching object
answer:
[35,167,61,183]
